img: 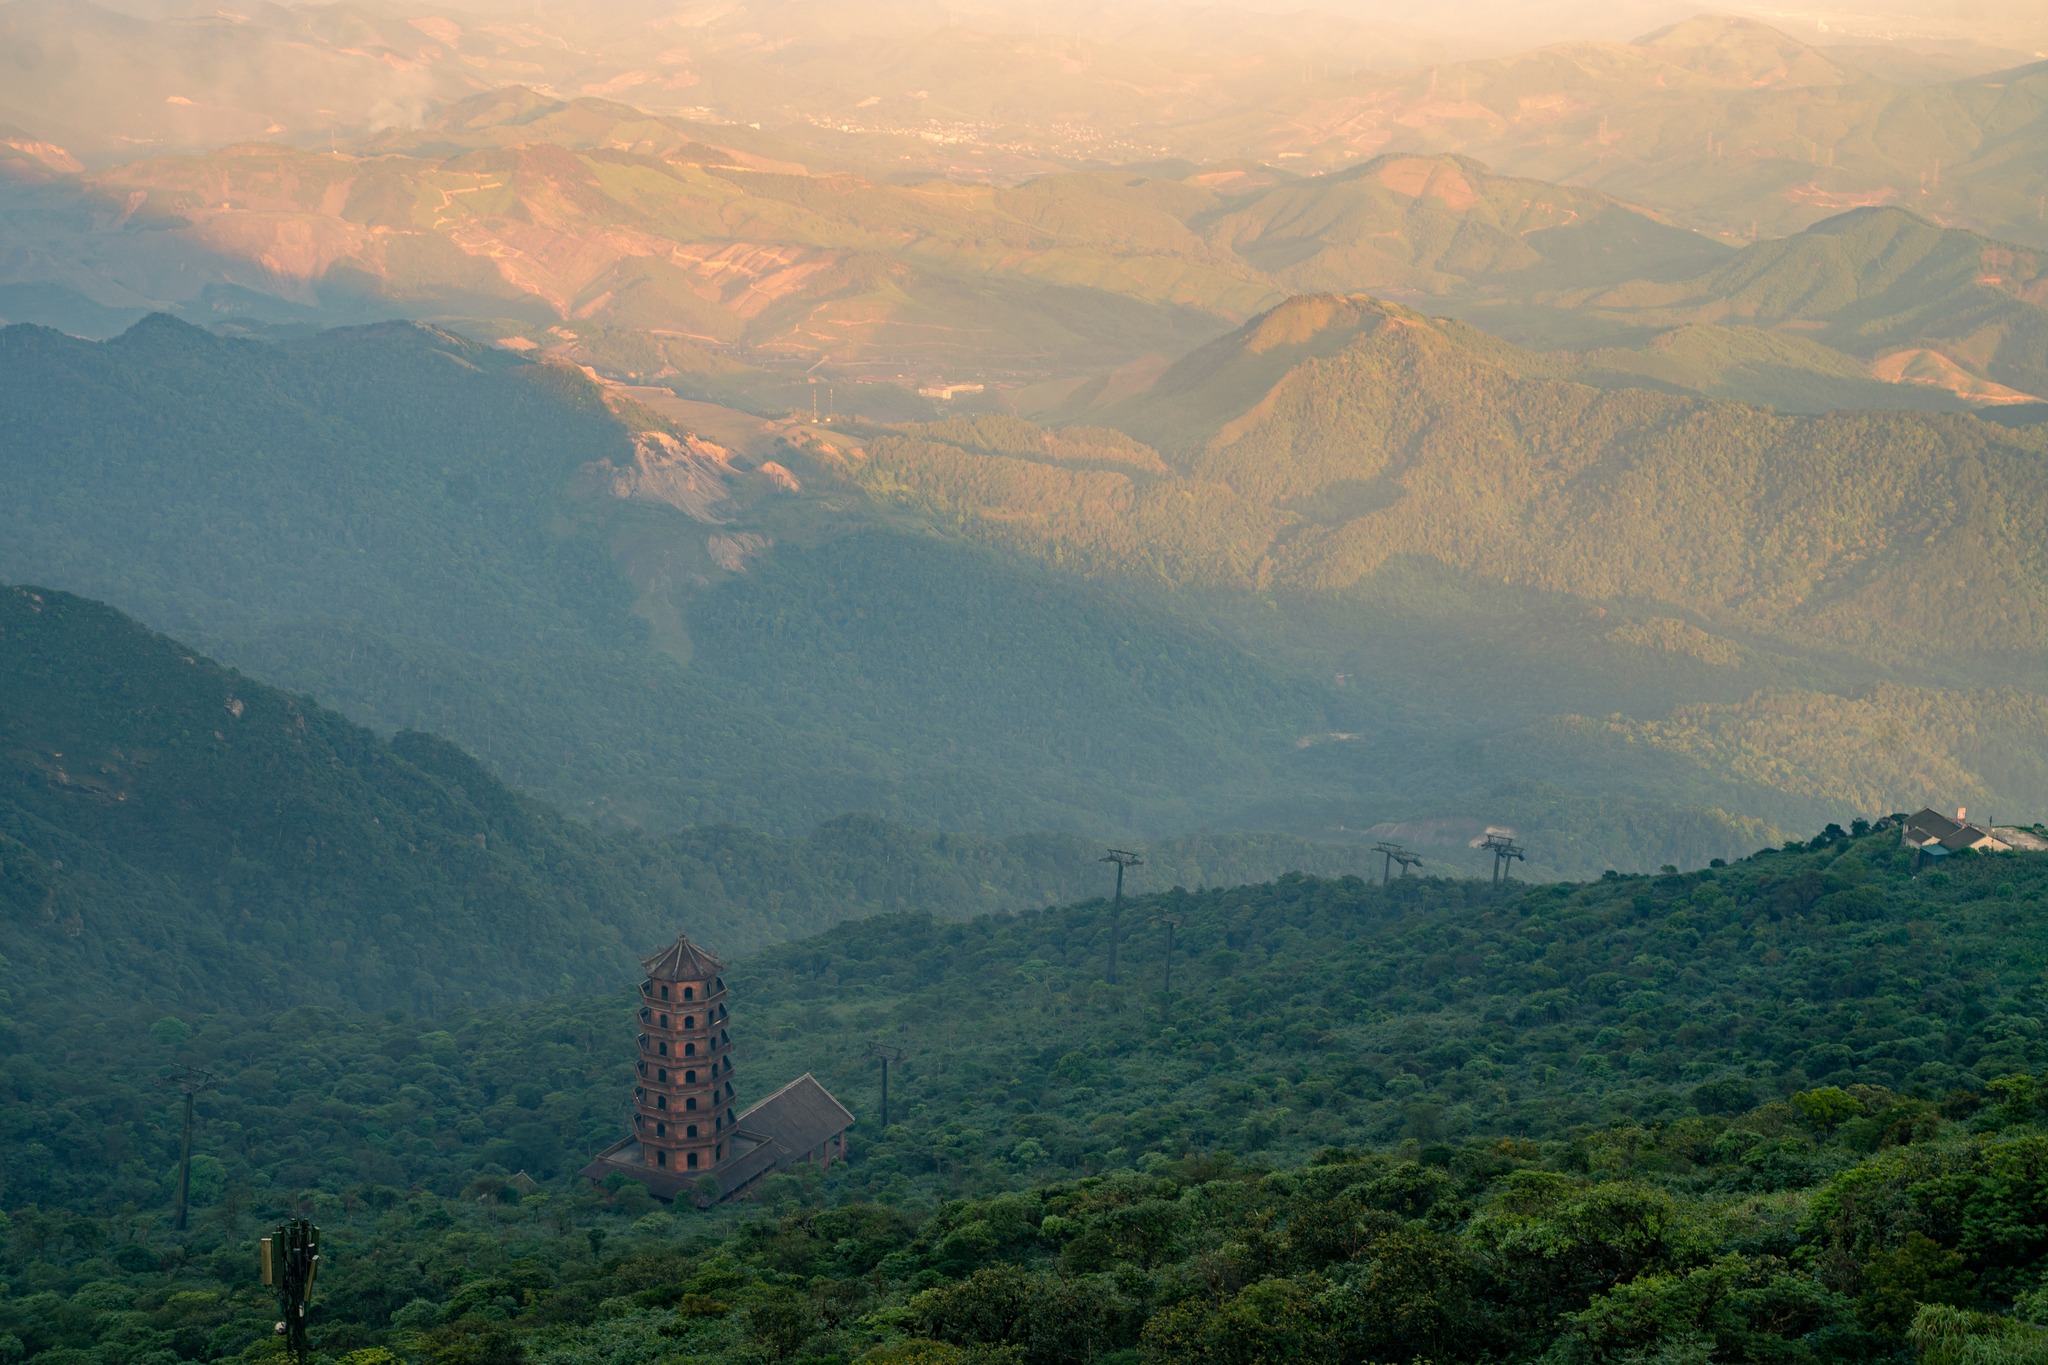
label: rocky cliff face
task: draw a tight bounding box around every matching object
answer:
[591,429,740,523]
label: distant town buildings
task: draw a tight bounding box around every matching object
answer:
[916,382,984,401]
[580,931,854,1204]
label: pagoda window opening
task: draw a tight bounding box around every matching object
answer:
[660,985,670,1000]
[658,1068,667,1081]
[659,1042,669,1055]
[717,1142,724,1160]
[684,1016,696,1029]
[639,1007,649,1022]
[687,1124,698,1138]
[657,1150,668,1167]
[660,1014,669,1027]
[685,1069,697,1083]
[656,1122,665,1136]
[684,987,695,1000]
[687,1152,699,1169]
[684,1042,697,1055]
[686,1097,697,1110]
[657,1096,668,1109]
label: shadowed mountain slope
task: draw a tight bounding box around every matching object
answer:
[0,582,666,1013]
[0,316,1342,839]
[0,583,1418,1015]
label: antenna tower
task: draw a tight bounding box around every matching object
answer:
[260,1218,320,1365]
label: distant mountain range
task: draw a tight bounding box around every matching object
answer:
[5,95,2047,420]
[3,3,2043,252]
[1195,15,2048,250]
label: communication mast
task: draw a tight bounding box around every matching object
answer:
[261,1219,320,1365]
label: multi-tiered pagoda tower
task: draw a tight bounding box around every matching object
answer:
[583,928,856,1204]
[630,932,735,1175]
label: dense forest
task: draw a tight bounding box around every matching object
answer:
[22,1088,2048,1365]
[8,822,2048,1361]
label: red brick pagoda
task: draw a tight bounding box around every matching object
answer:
[630,931,736,1175]
[581,930,855,1203]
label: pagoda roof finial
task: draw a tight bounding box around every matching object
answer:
[641,930,724,981]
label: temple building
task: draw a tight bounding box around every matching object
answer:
[580,930,855,1204]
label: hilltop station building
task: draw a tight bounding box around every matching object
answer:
[1899,807,2048,861]
[580,931,854,1204]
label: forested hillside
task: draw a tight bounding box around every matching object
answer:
[1558,207,2048,402]
[9,302,2046,874]
[0,584,664,1014]
[10,826,2048,1361]
[13,820,2047,1213]
[1177,306,2048,663]
[0,585,1408,1017]
[850,299,2048,830]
